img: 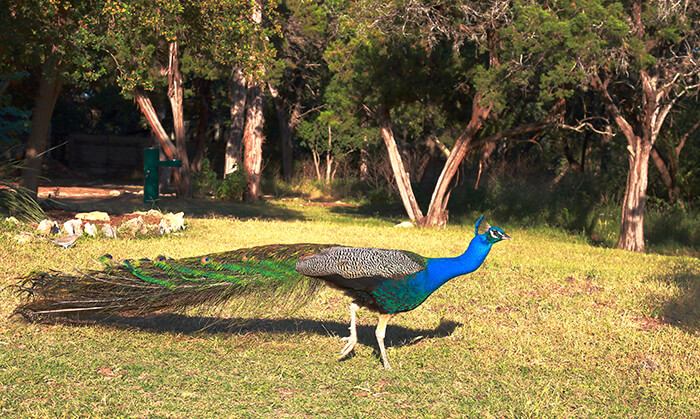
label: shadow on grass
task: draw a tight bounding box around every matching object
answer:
[654,265,700,332]
[39,312,461,352]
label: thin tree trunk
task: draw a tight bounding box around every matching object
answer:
[377,104,424,224]
[325,125,333,184]
[268,82,293,181]
[242,84,264,201]
[474,142,495,189]
[360,136,369,181]
[225,67,247,177]
[20,53,63,199]
[191,78,211,173]
[423,93,492,226]
[600,124,613,174]
[650,146,676,202]
[167,40,191,197]
[311,149,322,182]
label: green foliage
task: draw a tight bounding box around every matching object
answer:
[0,72,31,144]
[0,0,107,85]
[216,170,247,201]
[100,0,274,94]
[192,158,220,197]
[0,160,45,221]
[193,158,247,201]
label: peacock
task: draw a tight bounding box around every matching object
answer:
[14,216,510,369]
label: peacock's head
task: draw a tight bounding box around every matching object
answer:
[475,215,512,244]
[485,226,511,244]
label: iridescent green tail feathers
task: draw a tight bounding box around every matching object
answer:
[13,244,328,320]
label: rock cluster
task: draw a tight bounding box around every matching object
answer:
[9,210,187,248]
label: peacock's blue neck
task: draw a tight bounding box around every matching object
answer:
[420,234,493,294]
[370,233,497,314]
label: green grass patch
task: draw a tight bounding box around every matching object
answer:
[1,205,698,417]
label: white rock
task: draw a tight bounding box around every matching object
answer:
[37,219,59,235]
[102,224,117,239]
[121,216,148,235]
[158,212,185,235]
[63,219,83,236]
[75,211,111,222]
[84,222,97,237]
[5,216,19,225]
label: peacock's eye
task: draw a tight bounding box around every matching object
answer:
[201,256,211,264]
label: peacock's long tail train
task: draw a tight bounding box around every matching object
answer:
[13,244,331,319]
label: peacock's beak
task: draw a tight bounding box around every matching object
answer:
[503,233,512,241]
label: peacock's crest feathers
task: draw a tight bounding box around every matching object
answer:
[475,215,492,236]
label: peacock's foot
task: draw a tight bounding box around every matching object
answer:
[339,334,357,359]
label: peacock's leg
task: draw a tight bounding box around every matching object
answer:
[375,313,394,370]
[339,302,359,359]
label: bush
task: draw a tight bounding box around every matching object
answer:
[216,170,246,201]
[192,158,246,201]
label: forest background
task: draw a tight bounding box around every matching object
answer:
[0,0,698,254]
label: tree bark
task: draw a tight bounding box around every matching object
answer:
[20,53,63,199]
[225,67,247,177]
[167,40,191,197]
[268,82,293,181]
[617,138,651,252]
[377,104,424,224]
[242,84,264,201]
[422,93,492,226]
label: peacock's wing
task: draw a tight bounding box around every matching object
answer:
[294,247,428,310]
[14,243,336,319]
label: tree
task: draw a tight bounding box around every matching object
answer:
[101,0,265,198]
[264,0,336,182]
[516,0,699,252]
[1,0,106,198]
[328,0,564,226]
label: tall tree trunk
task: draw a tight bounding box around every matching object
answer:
[167,41,191,197]
[423,93,492,226]
[325,125,333,184]
[617,137,651,252]
[377,104,424,224]
[311,149,322,182]
[20,53,63,199]
[133,89,182,191]
[268,82,293,181]
[592,67,677,252]
[225,67,247,177]
[242,84,264,201]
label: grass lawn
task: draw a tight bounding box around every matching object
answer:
[1,200,698,417]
